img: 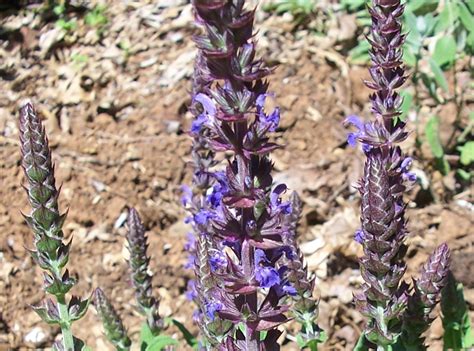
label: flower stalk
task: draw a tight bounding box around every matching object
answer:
[93,288,131,351]
[19,102,90,351]
[346,1,451,349]
[401,243,450,350]
[126,208,162,334]
[185,0,307,348]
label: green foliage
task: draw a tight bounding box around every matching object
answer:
[263,0,321,28]
[55,18,77,32]
[432,35,457,67]
[140,323,178,351]
[441,273,474,350]
[85,4,108,35]
[265,0,316,16]
[353,334,369,351]
[170,318,198,348]
[458,141,474,166]
[425,116,450,175]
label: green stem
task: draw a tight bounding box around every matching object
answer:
[57,295,74,351]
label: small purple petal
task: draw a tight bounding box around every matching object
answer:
[181,185,193,206]
[347,132,358,147]
[344,115,364,130]
[354,229,364,244]
[194,93,216,116]
[205,299,223,321]
[209,250,227,272]
[191,113,208,134]
[255,249,269,265]
[401,157,413,171]
[194,209,213,225]
[185,280,197,301]
[282,283,297,296]
[255,265,280,288]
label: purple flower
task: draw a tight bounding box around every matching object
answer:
[354,229,365,244]
[206,183,226,208]
[270,184,291,214]
[186,280,198,301]
[189,1,298,347]
[191,113,208,134]
[256,94,280,132]
[344,115,372,152]
[205,299,223,322]
[184,253,195,269]
[209,250,227,272]
[181,185,193,206]
[256,266,281,288]
[194,93,216,116]
[400,157,417,182]
[255,249,281,288]
[184,232,196,252]
[194,209,214,225]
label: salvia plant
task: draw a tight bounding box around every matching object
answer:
[19,102,90,351]
[17,1,473,350]
[19,103,179,350]
[345,0,452,350]
[181,0,322,349]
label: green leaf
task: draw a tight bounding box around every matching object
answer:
[425,116,444,158]
[171,319,198,348]
[73,337,90,351]
[458,141,474,165]
[406,0,437,15]
[456,169,472,181]
[145,335,178,351]
[53,4,66,16]
[140,323,155,346]
[434,2,458,33]
[420,72,442,103]
[354,334,369,351]
[467,30,474,51]
[467,0,474,13]
[429,58,449,92]
[341,0,365,12]
[432,35,457,67]
[399,90,413,121]
[458,2,474,33]
[442,273,474,349]
[403,45,417,67]
[349,41,371,64]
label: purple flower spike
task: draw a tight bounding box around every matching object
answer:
[401,244,450,349]
[347,1,450,348]
[186,0,305,348]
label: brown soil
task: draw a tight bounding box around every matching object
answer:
[0,2,472,350]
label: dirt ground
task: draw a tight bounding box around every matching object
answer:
[0,1,472,350]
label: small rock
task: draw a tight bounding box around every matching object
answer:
[165,120,180,134]
[24,327,47,345]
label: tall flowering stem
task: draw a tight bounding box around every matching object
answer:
[19,102,90,351]
[401,243,450,350]
[348,0,410,347]
[285,193,323,349]
[126,208,162,334]
[186,1,301,349]
[346,1,450,349]
[93,288,131,351]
